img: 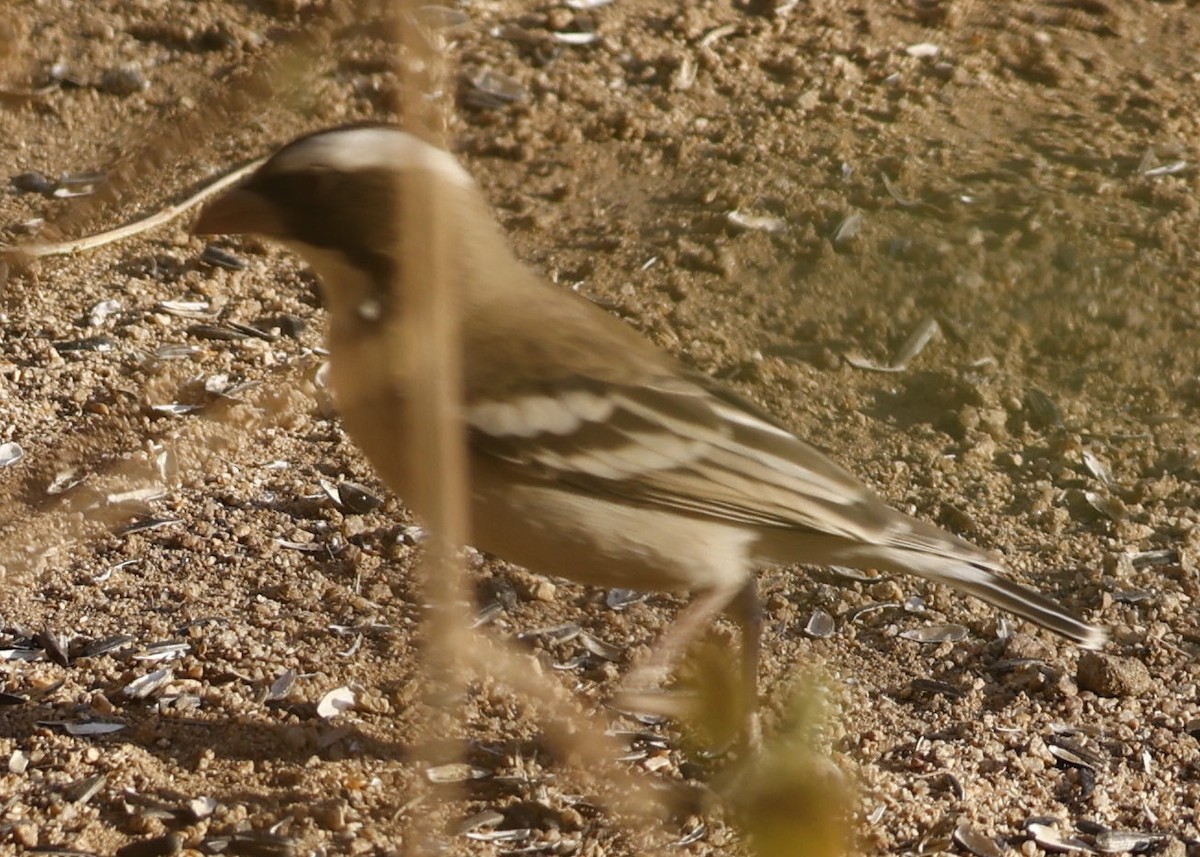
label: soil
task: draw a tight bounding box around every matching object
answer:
[2,1,1199,855]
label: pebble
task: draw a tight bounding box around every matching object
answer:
[1076,651,1153,697]
[12,820,38,847]
[316,802,347,831]
[1003,633,1055,661]
[100,64,150,95]
[283,725,310,751]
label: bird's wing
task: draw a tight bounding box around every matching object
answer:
[466,369,913,546]
[466,368,1112,648]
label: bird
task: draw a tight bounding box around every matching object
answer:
[192,125,1105,725]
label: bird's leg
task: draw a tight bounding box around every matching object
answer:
[727,576,763,750]
[619,582,744,704]
[616,578,763,753]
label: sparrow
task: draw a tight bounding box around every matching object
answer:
[192,125,1105,715]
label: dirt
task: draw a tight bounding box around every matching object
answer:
[2,0,1199,855]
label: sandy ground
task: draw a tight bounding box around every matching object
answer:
[2,1,1199,854]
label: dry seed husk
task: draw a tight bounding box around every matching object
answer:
[1048,743,1101,771]
[1024,389,1064,429]
[1082,490,1126,521]
[911,678,966,697]
[465,828,532,843]
[1092,829,1166,853]
[316,686,356,718]
[337,481,383,513]
[124,668,173,699]
[82,635,136,658]
[0,646,42,663]
[117,517,181,535]
[900,624,968,644]
[37,629,70,666]
[202,831,297,856]
[46,467,87,494]
[827,566,880,582]
[579,632,622,661]
[953,825,1005,857]
[676,822,706,846]
[157,299,212,317]
[1081,449,1113,485]
[61,721,126,736]
[133,641,190,662]
[518,622,581,644]
[89,298,121,326]
[1112,589,1155,604]
[889,317,940,369]
[188,323,249,341]
[553,654,589,671]
[114,832,182,857]
[64,773,108,804]
[425,763,491,784]
[154,344,202,360]
[267,670,297,701]
[726,209,787,233]
[469,69,527,105]
[200,244,246,270]
[472,602,504,628]
[552,31,599,45]
[187,796,218,820]
[845,602,902,624]
[0,441,25,466]
[804,609,836,638]
[1130,549,1176,567]
[606,588,648,610]
[411,4,470,30]
[456,809,505,835]
[1025,822,1095,853]
[27,679,65,703]
[832,211,864,246]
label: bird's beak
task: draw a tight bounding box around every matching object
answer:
[193,187,285,238]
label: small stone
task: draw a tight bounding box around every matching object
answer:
[961,434,997,464]
[100,64,150,96]
[869,580,903,601]
[976,407,1010,440]
[283,726,310,751]
[1076,651,1152,697]
[1161,839,1187,857]
[316,803,347,831]
[1004,633,1055,661]
[534,580,557,602]
[12,821,38,847]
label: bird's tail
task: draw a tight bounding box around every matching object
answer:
[864,544,1106,649]
[760,524,1106,649]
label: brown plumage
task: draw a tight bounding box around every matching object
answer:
[194,126,1105,724]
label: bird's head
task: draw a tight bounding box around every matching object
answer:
[194,125,476,323]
